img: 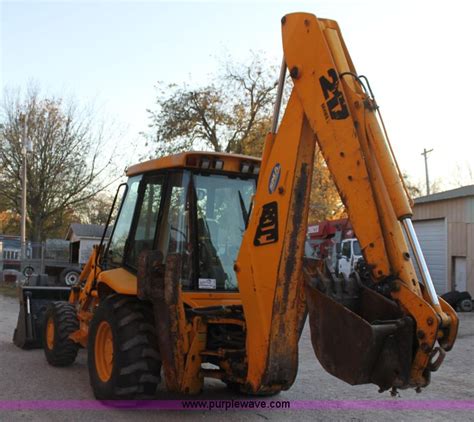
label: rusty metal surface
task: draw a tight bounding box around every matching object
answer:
[137,251,186,392]
[262,165,308,389]
[137,250,164,300]
[305,278,414,391]
[437,296,458,352]
[259,118,315,393]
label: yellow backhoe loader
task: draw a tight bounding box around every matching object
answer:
[14,12,458,399]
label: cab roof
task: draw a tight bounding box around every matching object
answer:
[126,151,261,177]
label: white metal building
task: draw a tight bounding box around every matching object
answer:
[412,185,474,295]
[65,224,110,265]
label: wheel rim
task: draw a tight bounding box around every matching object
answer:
[95,321,114,382]
[46,316,55,350]
[460,299,473,312]
[64,272,79,286]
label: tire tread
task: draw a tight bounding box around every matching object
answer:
[43,302,79,367]
[88,294,161,399]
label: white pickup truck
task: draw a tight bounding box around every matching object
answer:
[337,238,363,278]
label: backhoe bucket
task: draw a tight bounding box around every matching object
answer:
[13,286,71,349]
[305,275,415,391]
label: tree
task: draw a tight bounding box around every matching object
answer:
[145,53,278,156]
[403,173,423,199]
[0,87,117,241]
[0,210,19,235]
[403,173,442,199]
[75,193,115,226]
[450,162,474,189]
[308,151,345,223]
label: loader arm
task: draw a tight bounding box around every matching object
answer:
[236,13,458,394]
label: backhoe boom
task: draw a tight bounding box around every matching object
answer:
[236,12,458,394]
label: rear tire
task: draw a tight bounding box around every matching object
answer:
[88,294,161,400]
[43,302,80,366]
[60,268,81,286]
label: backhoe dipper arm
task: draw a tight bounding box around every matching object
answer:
[236,13,458,394]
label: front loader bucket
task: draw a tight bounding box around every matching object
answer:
[305,275,415,391]
[13,286,71,349]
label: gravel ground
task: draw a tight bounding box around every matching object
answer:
[0,293,473,421]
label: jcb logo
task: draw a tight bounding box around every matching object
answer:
[319,68,349,121]
[254,202,278,246]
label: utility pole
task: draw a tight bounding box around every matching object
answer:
[19,114,31,260]
[421,148,433,196]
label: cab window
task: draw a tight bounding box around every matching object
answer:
[341,241,351,259]
[156,171,194,288]
[107,176,141,267]
[353,240,362,256]
[193,173,255,291]
[126,174,164,269]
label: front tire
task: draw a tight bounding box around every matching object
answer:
[43,302,80,366]
[88,295,161,400]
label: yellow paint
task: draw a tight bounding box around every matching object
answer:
[180,317,207,394]
[181,292,241,308]
[46,316,55,350]
[127,151,260,176]
[95,321,114,383]
[282,14,392,279]
[97,268,137,296]
[236,92,313,391]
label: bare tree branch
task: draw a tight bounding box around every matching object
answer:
[0,87,118,241]
[143,52,278,156]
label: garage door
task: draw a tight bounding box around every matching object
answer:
[412,219,447,294]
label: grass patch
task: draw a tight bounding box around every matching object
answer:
[0,283,18,298]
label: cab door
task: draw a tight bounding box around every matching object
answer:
[102,173,165,276]
[126,174,165,270]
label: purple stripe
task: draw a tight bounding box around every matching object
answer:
[0,400,473,411]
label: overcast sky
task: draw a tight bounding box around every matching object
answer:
[1,0,473,191]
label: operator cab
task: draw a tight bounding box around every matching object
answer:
[100,152,260,304]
